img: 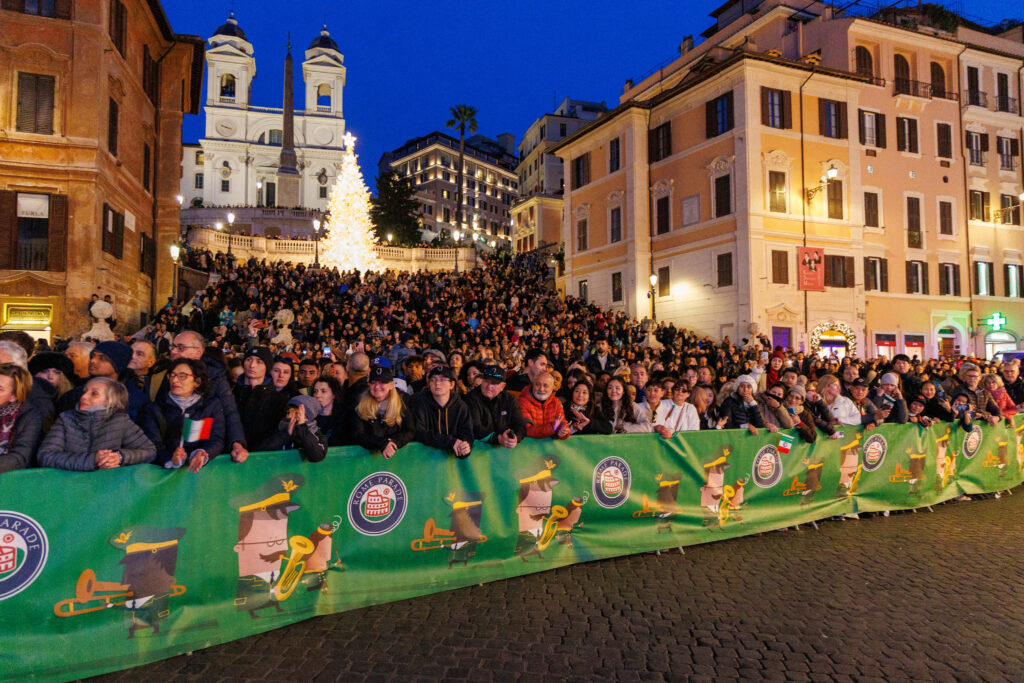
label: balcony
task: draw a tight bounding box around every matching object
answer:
[907,230,923,249]
[893,79,931,98]
[996,95,1018,113]
[966,90,988,108]
[932,88,959,102]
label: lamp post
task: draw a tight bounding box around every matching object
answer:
[648,273,659,321]
[453,230,461,273]
[226,212,235,256]
[169,242,181,303]
[312,218,321,268]
[387,232,393,245]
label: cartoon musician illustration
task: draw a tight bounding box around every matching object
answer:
[54,526,186,640]
[412,491,487,569]
[515,456,576,561]
[302,521,343,592]
[232,474,312,618]
[783,455,825,503]
[890,448,926,497]
[835,433,863,499]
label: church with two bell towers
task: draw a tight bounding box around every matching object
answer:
[179,12,347,215]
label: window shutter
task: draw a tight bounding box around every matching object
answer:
[663,124,671,160]
[880,258,889,291]
[939,264,948,295]
[761,87,770,126]
[937,123,950,157]
[1012,138,1020,156]
[1004,264,1012,297]
[909,120,918,153]
[54,0,70,19]
[2,0,26,10]
[982,193,990,221]
[858,109,866,145]
[837,102,848,139]
[953,264,961,296]
[16,73,35,133]
[818,99,827,136]
[864,257,875,290]
[35,75,54,135]
[921,263,929,295]
[987,262,995,296]
[843,256,855,287]
[725,91,735,131]
[965,131,971,148]
[0,190,15,269]
[114,211,125,259]
[981,133,989,152]
[705,100,716,138]
[101,203,111,255]
[906,261,915,293]
[876,113,886,148]
[48,194,67,272]
[583,153,590,185]
[782,91,792,129]
[896,117,906,151]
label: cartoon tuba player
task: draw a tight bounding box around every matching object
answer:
[232,474,312,618]
[303,522,343,593]
[514,456,561,562]
[700,446,732,527]
[835,433,863,499]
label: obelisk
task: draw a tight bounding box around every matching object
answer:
[276,35,301,207]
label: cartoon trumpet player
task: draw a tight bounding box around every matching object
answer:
[53,526,187,639]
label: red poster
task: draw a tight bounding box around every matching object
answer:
[798,247,825,291]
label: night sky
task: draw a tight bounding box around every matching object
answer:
[163,0,1018,192]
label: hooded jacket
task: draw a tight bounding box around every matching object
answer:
[408,389,474,456]
[37,409,155,471]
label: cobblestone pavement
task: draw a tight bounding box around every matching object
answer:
[91,490,1024,682]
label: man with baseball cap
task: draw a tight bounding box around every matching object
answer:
[233,347,289,450]
[409,365,474,458]
[464,365,527,448]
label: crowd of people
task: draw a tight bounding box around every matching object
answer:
[1,251,1021,478]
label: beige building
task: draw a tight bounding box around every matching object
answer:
[512,97,607,253]
[553,0,1023,359]
[0,0,202,340]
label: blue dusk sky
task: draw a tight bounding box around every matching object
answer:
[163,0,1020,192]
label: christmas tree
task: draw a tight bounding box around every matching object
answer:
[318,132,383,273]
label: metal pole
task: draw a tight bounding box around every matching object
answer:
[314,233,320,268]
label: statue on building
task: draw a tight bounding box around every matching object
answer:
[271,308,295,346]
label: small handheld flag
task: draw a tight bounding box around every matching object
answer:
[182,417,213,444]
[778,433,795,455]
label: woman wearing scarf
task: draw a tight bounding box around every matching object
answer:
[140,358,225,471]
[0,364,44,473]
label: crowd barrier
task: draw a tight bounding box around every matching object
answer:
[2,416,1022,679]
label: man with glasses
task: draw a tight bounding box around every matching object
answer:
[1000,360,1024,406]
[409,366,474,457]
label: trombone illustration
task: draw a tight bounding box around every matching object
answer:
[54,569,186,618]
[631,493,663,518]
[410,518,488,551]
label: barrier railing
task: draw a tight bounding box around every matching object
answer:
[3,417,1021,679]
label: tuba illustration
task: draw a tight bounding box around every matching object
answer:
[536,505,568,551]
[271,535,314,601]
[54,569,186,617]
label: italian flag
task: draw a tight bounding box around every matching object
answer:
[182,417,213,442]
[778,433,795,455]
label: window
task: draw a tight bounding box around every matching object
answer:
[996,72,1013,112]
[319,186,328,199]
[936,123,952,159]
[939,262,961,296]
[194,173,204,189]
[442,207,450,222]
[650,122,671,162]
[714,174,731,218]
[610,207,622,243]
[969,190,989,221]
[142,144,151,192]
[826,179,843,219]
[855,46,874,77]
[818,99,847,138]
[966,66,982,106]
[107,98,118,156]
[896,117,918,153]
[14,0,69,17]
[906,260,928,294]
[761,87,791,129]
[997,136,1018,171]
[559,123,567,137]
[442,172,451,182]
[268,129,283,146]
[966,131,987,165]
[939,200,953,234]
[864,256,889,291]
[717,253,733,287]
[858,110,885,148]
[140,233,156,278]
[12,193,50,270]
[974,261,995,296]
[101,203,125,259]
[768,171,786,213]
[142,46,159,104]
[16,73,55,135]
[930,62,947,98]
[706,92,734,138]
[656,196,670,234]
[682,194,700,227]
[108,0,126,55]
[906,196,922,248]
[771,250,789,284]
[194,150,203,164]
[578,280,588,300]
[609,138,620,172]
[572,153,590,188]
[824,255,854,287]
[576,219,588,252]
[999,194,1019,225]
[893,54,911,94]
[864,192,879,228]
[1005,264,1023,298]
[611,272,623,302]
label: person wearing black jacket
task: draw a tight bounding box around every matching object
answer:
[718,375,772,434]
[349,365,414,457]
[258,394,327,462]
[233,347,288,451]
[560,379,612,435]
[409,365,474,457]
[463,365,527,447]
[140,358,225,470]
[0,364,45,473]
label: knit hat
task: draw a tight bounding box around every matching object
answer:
[423,348,447,364]
[28,352,75,380]
[735,374,757,390]
[287,394,321,419]
[787,384,806,399]
[93,341,132,377]
[244,346,273,369]
[880,373,899,386]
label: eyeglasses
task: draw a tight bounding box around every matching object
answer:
[236,538,286,548]
[168,372,195,380]
[171,344,200,352]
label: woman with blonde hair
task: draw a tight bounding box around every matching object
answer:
[350,365,414,459]
[817,374,861,429]
[38,377,155,471]
[0,364,44,473]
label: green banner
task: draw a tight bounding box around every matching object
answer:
[2,417,1022,680]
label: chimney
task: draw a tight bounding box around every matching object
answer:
[623,78,634,95]
[497,133,515,156]
[679,35,694,55]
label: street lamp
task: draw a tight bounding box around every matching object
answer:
[648,273,659,321]
[453,230,461,273]
[175,194,183,207]
[387,232,393,245]
[312,218,321,268]
[226,212,235,256]
[169,242,181,303]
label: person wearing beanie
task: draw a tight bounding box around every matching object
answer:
[869,373,908,424]
[233,347,288,450]
[26,352,76,430]
[57,341,150,421]
[718,374,773,435]
[258,394,327,462]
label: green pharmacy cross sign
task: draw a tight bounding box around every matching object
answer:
[985,312,1007,331]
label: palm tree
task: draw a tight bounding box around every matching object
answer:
[446,105,478,240]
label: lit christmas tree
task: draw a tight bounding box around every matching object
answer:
[318,132,382,273]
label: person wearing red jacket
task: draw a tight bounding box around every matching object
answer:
[518,372,570,440]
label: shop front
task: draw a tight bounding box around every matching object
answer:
[810,320,857,359]
[1,300,56,344]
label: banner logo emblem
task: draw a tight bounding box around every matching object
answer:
[0,511,48,601]
[592,457,631,508]
[962,426,982,459]
[348,473,407,536]
[861,434,888,472]
[752,446,783,488]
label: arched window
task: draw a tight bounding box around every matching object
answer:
[930,62,946,98]
[855,46,873,78]
[220,74,236,98]
[894,54,911,94]
[317,83,331,109]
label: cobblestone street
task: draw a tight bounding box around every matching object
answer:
[92,489,1024,681]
